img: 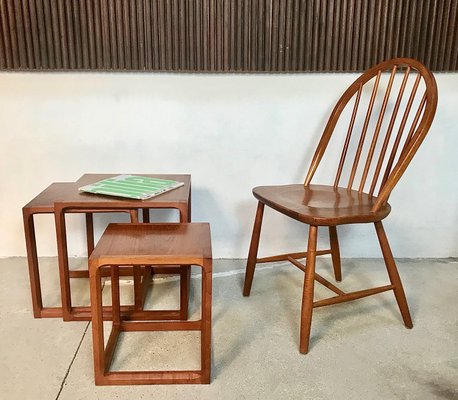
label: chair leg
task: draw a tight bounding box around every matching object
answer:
[374,221,413,328]
[329,226,342,282]
[299,225,318,354]
[243,202,265,296]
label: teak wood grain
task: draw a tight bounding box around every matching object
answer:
[89,223,212,385]
[243,57,437,354]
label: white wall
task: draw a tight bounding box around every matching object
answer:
[0,72,457,259]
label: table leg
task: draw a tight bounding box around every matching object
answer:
[85,212,95,255]
[23,209,43,318]
[201,259,212,384]
[129,210,145,310]
[55,207,73,321]
[179,205,191,320]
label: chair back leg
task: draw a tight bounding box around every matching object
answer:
[243,202,265,296]
[300,225,318,353]
[329,226,342,281]
[374,221,413,328]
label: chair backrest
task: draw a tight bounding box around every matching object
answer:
[304,58,438,212]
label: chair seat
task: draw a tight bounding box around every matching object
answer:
[253,184,391,226]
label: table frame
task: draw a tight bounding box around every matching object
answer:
[23,175,191,321]
[89,223,212,385]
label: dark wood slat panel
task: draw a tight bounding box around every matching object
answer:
[1,0,457,71]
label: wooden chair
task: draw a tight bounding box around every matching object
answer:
[243,58,438,354]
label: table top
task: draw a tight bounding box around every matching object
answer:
[23,174,191,213]
[89,223,212,265]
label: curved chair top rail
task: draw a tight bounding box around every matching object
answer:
[304,57,438,212]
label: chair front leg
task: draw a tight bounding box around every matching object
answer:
[329,226,342,282]
[300,225,318,354]
[374,221,413,328]
[243,201,265,296]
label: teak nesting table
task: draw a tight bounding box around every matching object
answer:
[89,223,212,385]
[23,173,214,385]
[23,173,192,321]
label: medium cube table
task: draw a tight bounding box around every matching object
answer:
[24,173,191,321]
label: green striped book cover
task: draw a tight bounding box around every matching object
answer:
[78,175,184,200]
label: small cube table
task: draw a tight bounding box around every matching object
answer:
[24,174,191,321]
[89,223,212,385]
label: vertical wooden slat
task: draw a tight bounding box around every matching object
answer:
[196,0,201,65]
[137,0,145,70]
[324,0,333,71]
[202,0,208,70]
[13,0,27,67]
[187,0,194,70]
[72,0,82,69]
[86,0,97,68]
[171,0,178,69]
[452,1,458,70]
[317,0,326,71]
[129,0,138,69]
[289,0,299,70]
[28,0,41,68]
[249,0,256,70]
[431,0,445,70]
[256,0,264,70]
[42,0,55,68]
[33,0,46,68]
[157,0,166,70]
[6,0,19,68]
[57,0,68,69]
[311,0,319,70]
[151,0,159,69]
[284,0,293,70]
[165,0,172,70]
[21,0,34,67]
[444,0,457,70]
[302,0,312,70]
[350,0,361,70]
[215,0,221,70]
[342,0,352,71]
[49,0,61,68]
[108,0,118,69]
[100,0,110,68]
[115,0,124,69]
[333,0,342,71]
[122,0,131,68]
[357,0,367,69]
[229,0,235,70]
[0,1,5,68]
[143,0,151,69]
[0,10,5,69]
[64,0,75,69]
[79,0,89,69]
[242,0,249,70]
[263,0,271,71]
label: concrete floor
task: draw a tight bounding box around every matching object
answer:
[0,257,457,399]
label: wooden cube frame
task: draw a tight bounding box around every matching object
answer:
[89,260,212,385]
